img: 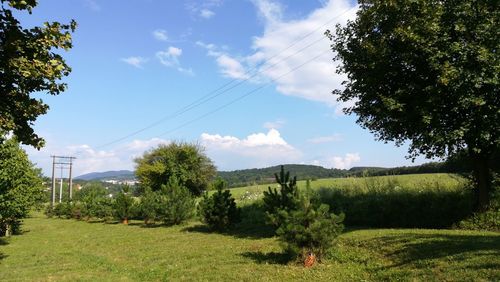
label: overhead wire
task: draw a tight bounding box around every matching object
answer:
[156,50,331,137]
[90,6,357,150]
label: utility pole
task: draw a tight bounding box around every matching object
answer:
[69,159,73,200]
[51,156,56,207]
[59,166,63,203]
[50,156,76,205]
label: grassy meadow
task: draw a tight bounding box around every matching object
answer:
[229,173,466,200]
[1,173,499,281]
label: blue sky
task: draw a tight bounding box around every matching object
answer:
[21,0,430,176]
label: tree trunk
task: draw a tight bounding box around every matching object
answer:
[5,223,11,237]
[471,153,492,212]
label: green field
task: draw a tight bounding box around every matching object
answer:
[0,213,498,281]
[1,174,498,281]
[230,173,466,201]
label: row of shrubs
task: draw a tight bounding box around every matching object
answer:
[46,177,241,231]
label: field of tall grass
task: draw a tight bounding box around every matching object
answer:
[233,173,473,228]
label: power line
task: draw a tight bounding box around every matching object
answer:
[157,50,331,138]
[91,6,356,150]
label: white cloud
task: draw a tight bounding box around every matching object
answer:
[199,0,357,112]
[121,56,148,68]
[263,119,285,129]
[311,152,360,169]
[157,46,182,66]
[216,54,249,79]
[252,0,282,24]
[84,0,101,11]
[152,29,168,41]
[201,129,302,170]
[200,9,215,19]
[156,46,194,75]
[186,0,222,19]
[307,134,342,144]
[249,0,357,110]
[197,41,253,80]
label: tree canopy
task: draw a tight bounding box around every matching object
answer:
[0,135,44,236]
[328,0,499,210]
[0,0,76,148]
[134,142,216,196]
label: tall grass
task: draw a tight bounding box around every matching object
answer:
[318,175,473,228]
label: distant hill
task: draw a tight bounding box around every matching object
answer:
[218,164,347,187]
[75,170,135,181]
[75,158,472,186]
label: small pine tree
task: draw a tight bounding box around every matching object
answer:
[157,177,195,225]
[114,186,136,224]
[263,165,300,227]
[198,179,240,231]
[138,187,159,225]
[78,183,112,221]
[276,190,344,263]
[53,201,72,219]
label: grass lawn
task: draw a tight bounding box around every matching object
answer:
[1,213,498,281]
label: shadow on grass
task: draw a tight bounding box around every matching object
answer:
[0,238,8,261]
[182,201,275,239]
[183,202,274,239]
[366,233,500,269]
[241,251,291,265]
[182,222,275,239]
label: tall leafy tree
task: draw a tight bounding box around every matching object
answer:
[328,0,499,211]
[135,142,216,196]
[0,0,76,148]
[0,136,44,236]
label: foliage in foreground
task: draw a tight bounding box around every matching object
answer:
[276,190,344,262]
[198,179,240,231]
[328,0,499,211]
[0,0,76,148]
[0,137,44,236]
[264,167,344,264]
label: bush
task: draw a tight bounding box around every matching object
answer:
[78,183,113,221]
[263,166,300,227]
[198,179,240,231]
[114,186,136,224]
[276,190,344,263]
[456,209,500,232]
[157,177,195,225]
[53,202,73,218]
[457,174,499,231]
